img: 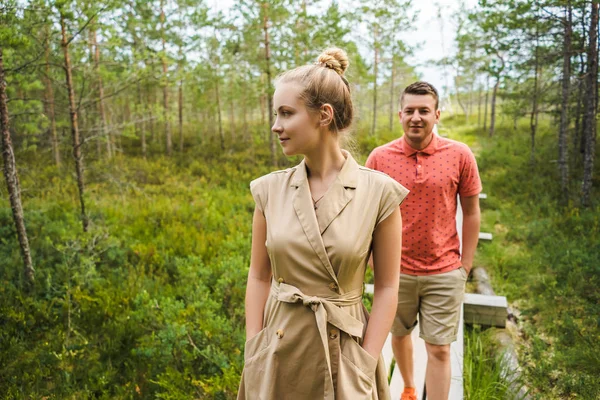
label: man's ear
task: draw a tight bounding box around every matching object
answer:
[320,104,334,127]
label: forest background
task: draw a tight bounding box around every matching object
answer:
[1,0,599,399]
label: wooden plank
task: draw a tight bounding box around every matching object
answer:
[478,232,493,241]
[463,293,508,328]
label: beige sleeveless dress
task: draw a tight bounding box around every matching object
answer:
[238,153,408,400]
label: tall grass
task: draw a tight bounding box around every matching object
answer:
[445,113,600,399]
[464,326,528,400]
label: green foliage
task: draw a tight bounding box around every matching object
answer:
[0,150,267,398]
[449,116,600,399]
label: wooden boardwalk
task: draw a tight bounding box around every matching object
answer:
[365,284,464,400]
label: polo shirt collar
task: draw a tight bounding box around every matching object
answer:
[400,133,438,156]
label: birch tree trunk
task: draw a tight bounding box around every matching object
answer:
[0,47,35,285]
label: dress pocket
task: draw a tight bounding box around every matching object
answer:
[337,335,378,399]
[240,328,276,400]
[244,328,269,363]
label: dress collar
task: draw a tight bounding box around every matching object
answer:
[290,150,359,188]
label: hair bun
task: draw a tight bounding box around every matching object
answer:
[317,48,349,76]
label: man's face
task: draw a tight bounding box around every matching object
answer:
[399,94,440,149]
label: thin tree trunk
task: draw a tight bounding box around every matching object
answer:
[262,2,276,166]
[0,47,35,285]
[559,2,572,205]
[179,78,183,152]
[44,32,60,166]
[149,82,155,144]
[483,77,489,133]
[92,28,112,159]
[260,90,266,134]
[575,52,586,150]
[468,81,474,120]
[582,0,598,207]
[530,25,540,165]
[215,70,224,151]
[137,81,146,158]
[477,83,482,127]
[160,0,172,156]
[489,76,500,137]
[230,74,235,141]
[389,56,395,132]
[371,24,378,137]
[456,78,468,121]
[60,13,88,232]
[243,79,249,142]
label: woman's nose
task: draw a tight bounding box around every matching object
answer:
[272,118,282,133]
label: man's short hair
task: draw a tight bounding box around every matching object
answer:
[401,81,439,110]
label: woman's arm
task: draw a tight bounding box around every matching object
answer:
[245,208,273,340]
[361,207,402,359]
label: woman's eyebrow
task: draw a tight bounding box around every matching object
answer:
[275,105,294,111]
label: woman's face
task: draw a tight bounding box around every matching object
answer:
[272,82,322,157]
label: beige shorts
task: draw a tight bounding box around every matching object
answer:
[391,267,468,345]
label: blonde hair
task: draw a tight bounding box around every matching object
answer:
[275,48,353,134]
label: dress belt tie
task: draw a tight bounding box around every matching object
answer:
[270,281,364,399]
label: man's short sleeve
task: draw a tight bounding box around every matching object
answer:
[458,147,482,197]
[365,150,378,170]
[250,176,268,213]
[376,178,409,228]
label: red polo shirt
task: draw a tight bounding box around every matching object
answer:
[366,134,482,275]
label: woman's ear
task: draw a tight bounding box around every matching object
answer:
[319,104,334,127]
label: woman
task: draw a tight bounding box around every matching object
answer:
[238,48,408,399]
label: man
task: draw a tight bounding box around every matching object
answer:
[366,81,481,400]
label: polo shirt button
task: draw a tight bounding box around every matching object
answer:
[329,329,338,340]
[276,329,284,339]
[277,278,284,284]
[328,282,338,291]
